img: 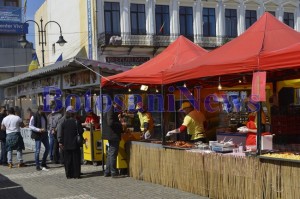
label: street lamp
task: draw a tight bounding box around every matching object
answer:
[18,18,67,67]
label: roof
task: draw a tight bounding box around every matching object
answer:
[102,35,208,86]
[163,12,300,83]
[0,57,128,87]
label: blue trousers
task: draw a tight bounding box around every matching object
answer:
[35,135,50,167]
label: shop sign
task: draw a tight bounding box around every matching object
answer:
[63,69,99,89]
[251,71,266,102]
[0,21,28,34]
[106,57,150,66]
[17,75,60,96]
[0,6,21,22]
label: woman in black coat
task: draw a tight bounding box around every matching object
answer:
[57,106,83,179]
[102,102,123,178]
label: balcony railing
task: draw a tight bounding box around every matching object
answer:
[97,32,235,49]
[0,37,33,48]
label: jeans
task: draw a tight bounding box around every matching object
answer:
[49,132,54,160]
[7,149,23,164]
[0,141,7,164]
[105,140,120,175]
[35,135,50,167]
[49,132,59,161]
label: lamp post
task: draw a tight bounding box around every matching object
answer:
[18,18,67,67]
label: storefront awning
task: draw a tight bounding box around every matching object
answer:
[0,57,128,87]
[163,12,300,83]
[101,36,208,86]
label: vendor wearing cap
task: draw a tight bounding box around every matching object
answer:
[136,102,154,139]
[166,101,207,143]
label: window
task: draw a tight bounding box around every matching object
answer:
[155,5,170,35]
[5,0,18,6]
[203,8,216,37]
[179,6,193,37]
[225,9,237,37]
[284,12,294,28]
[268,11,276,16]
[104,2,120,35]
[130,3,146,35]
[245,10,257,29]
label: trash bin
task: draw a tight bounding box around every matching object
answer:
[83,129,102,166]
[103,132,141,169]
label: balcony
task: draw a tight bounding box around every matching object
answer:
[97,32,235,50]
[0,37,33,48]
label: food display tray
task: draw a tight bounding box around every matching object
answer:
[212,146,233,153]
[258,155,300,164]
[163,145,197,150]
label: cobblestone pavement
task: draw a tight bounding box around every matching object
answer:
[0,150,208,199]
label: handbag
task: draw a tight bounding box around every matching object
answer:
[31,130,40,140]
[76,121,83,146]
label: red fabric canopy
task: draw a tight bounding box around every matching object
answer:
[101,35,208,86]
[163,12,300,84]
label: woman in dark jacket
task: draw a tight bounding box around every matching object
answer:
[102,102,123,178]
[57,106,83,179]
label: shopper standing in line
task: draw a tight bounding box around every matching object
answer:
[102,101,123,178]
[57,106,83,179]
[47,106,63,164]
[29,105,50,171]
[1,107,26,168]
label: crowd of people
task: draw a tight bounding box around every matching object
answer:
[0,100,208,179]
[0,105,86,179]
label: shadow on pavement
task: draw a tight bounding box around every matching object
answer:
[0,174,37,199]
[80,170,104,179]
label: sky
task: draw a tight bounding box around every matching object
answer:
[24,0,45,48]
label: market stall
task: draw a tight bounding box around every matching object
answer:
[128,141,300,199]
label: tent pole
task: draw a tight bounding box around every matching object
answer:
[256,102,262,155]
[161,84,165,144]
[99,71,105,172]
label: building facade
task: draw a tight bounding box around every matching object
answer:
[0,0,32,81]
[36,0,300,67]
[97,0,300,66]
[35,0,95,66]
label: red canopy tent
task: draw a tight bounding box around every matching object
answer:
[163,12,300,84]
[101,35,208,86]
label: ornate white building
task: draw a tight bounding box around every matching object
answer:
[36,0,300,67]
[97,0,300,66]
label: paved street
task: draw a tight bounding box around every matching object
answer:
[0,150,208,199]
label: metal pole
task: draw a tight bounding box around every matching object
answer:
[161,84,165,144]
[99,71,105,171]
[40,18,45,67]
[256,102,262,155]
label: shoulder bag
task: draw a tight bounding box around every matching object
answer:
[76,120,83,146]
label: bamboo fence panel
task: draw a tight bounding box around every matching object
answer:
[261,160,300,199]
[128,142,300,199]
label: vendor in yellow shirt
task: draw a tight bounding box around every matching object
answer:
[136,102,154,140]
[166,101,207,143]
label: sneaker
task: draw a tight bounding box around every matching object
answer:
[41,164,50,169]
[8,163,13,169]
[18,163,27,168]
[42,167,49,171]
[36,166,42,171]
